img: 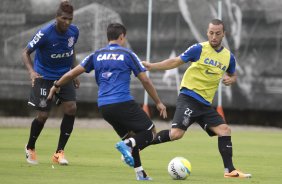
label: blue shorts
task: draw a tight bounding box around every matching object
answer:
[172,94,225,136]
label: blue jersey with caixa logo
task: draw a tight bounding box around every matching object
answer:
[27,22,79,80]
[80,44,146,107]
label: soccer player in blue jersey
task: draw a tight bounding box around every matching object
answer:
[142,19,251,178]
[47,23,167,180]
[22,1,79,165]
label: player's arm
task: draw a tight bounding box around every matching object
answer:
[142,56,184,71]
[72,48,79,68]
[137,72,167,119]
[223,53,237,86]
[223,72,237,86]
[47,65,86,100]
[142,43,202,71]
[23,28,49,86]
[22,47,42,87]
[72,48,80,88]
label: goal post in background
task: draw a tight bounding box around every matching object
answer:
[216,0,226,121]
[142,0,152,117]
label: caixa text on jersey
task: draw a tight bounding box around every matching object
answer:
[51,49,73,59]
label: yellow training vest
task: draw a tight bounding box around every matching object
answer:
[180,41,231,103]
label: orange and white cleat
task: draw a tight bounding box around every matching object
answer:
[25,145,38,165]
[52,150,68,165]
[224,169,252,178]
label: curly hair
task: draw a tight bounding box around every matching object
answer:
[56,1,73,16]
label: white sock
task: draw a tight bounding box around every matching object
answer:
[128,137,136,147]
[134,166,144,172]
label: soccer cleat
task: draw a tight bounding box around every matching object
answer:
[52,150,68,165]
[136,171,153,181]
[25,145,38,164]
[224,169,252,178]
[115,141,134,167]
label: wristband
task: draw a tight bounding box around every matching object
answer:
[53,80,60,88]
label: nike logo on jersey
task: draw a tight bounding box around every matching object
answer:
[29,31,44,48]
[204,58,227,71]
[97,53,124,61]
[205,69,217,75]
[52,43,59,47]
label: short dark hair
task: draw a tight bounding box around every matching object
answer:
[107,23,127,41]
[56,1,74,16]
[210,19,225,32]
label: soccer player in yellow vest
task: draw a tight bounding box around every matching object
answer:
[142,19,251,178]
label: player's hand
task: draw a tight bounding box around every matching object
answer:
[73,78,80,88]
[156,102,167,119]
[222,75,233,86]
[30,71,42,87]
[47,86,60,100]
[141,61,152,71]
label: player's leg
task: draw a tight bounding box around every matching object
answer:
[131,147,152,180]
[26,111,49,150]
[200,107,251,178]
[124,126,155,149]
[124,131,152,180]
[120,100,156,150]
[56,101,76,152]
[151,94,196,145]
[128,126,156,180]
[102,100,156,152]
[122,102,155,180]
[210,124,251,178]
[100,101,154,179]
[25,111,49,164]
[150,128,185,145]
[52,81,77,165]
[99,103,135,167]
[209,124,235,172]
[25,78,53,164]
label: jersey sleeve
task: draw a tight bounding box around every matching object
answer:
[80,53,95,73]
[179,43,202,63]
[26,28,48,53]
[127,51,146,76]
[74,26,79,44]
[226,53,236,74]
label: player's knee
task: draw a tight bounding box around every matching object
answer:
[170,129,185,140]
[64,102,77,115]
[151,127,157,139]
[217,124,231,136]
[36,112,49,123]
[68,106,77,115]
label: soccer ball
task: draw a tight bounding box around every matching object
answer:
[168,157,192,180]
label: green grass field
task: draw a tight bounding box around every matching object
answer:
[0,126,281,184]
